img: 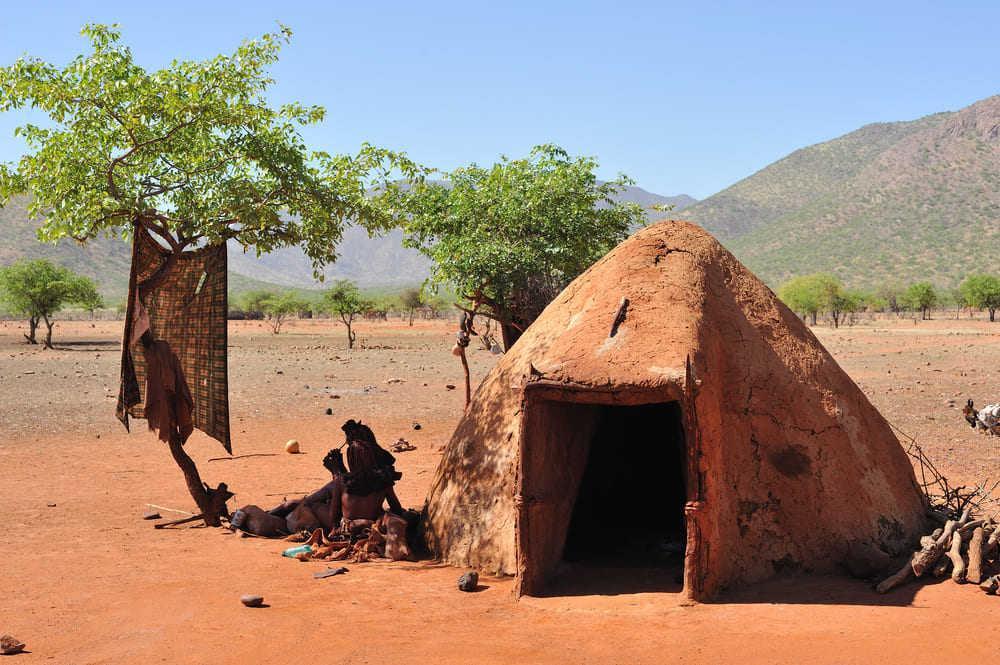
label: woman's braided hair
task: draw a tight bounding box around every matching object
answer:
[342,419,396,472]
[340,419,400,495]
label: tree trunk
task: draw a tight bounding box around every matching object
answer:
[166,428,227,527]
[498,309,528,350]
[42,314,54,349]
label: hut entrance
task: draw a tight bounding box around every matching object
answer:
[517,394,689,596]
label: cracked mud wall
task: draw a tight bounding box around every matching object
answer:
[689,234,927,595]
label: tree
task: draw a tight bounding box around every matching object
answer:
[779,274,825,325]
[840,289,866,326]
[321,280,370,348]
[0,23,417,278]
[961,273,1000,322]
[261,291,309,334]
[0,258,104,348]
[778,273,849,327]
[396,144,645,348]
[400,287,422,326]
[873,281,905,314]
[901,282,938,320]
[0,23,418,525]
[951,286,972,319]
[235,290,278,319]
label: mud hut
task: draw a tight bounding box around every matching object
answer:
[421,219,928,600]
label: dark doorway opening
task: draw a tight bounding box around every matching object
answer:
[560,401,687,586]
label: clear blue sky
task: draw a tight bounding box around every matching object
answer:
[0,0,997,201]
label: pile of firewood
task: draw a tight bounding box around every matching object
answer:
[878,507,1000,594]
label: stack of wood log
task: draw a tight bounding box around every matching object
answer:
[878,506,1000,594]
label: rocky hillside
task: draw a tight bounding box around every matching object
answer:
[680,96,1000,290]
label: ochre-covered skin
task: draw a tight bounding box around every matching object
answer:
[420,220,928,599]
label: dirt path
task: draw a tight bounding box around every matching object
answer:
[2,316,1000,664]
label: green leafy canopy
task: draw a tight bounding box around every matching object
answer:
[0,23,422,275]
[0,257,103,316]
[396,144,644,344]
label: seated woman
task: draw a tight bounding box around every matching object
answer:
[231,421,402,537]
[341,419,404,515]
[244,465,398,537]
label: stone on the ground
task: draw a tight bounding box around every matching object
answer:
[458,571,479,592]
[241,594,264,607]
[0,634,25,654]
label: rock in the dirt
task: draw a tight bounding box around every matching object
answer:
[458,571,479,592]
[412,422,421,430]
[325,408,333,415]
[241,594,265,607]
[141,511,161,520]
[0,634,25,654]
[313,567,348,579]
[390,438,417,452]
[844,542,891,578]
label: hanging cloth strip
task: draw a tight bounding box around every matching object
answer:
[116,226,232,452]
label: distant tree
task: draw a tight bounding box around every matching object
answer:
[873,281,906,314]
[824,282,852,329]
[901,282,938,320]
[841,289,867,326]
[779,273,845,326]
[261,291,309,334]
[424,295,448,318]
[321,280,371,348]
[400,287,422,326]
[950,286,974,319]
[0,258,104,348]
[395,144,645,348]
[860,291,885,314]
[961,273,1000,322]
[779,276,823,325]
[238,290,279,319]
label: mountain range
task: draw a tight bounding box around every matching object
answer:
[0,187,692,301]
[2,95,999,300]
[679,95,1000,290]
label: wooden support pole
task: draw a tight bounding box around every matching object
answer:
[459,345,471,411]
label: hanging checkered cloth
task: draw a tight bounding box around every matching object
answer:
[116,227,232,453]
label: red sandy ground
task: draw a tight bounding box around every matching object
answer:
[2,315,1000,664]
